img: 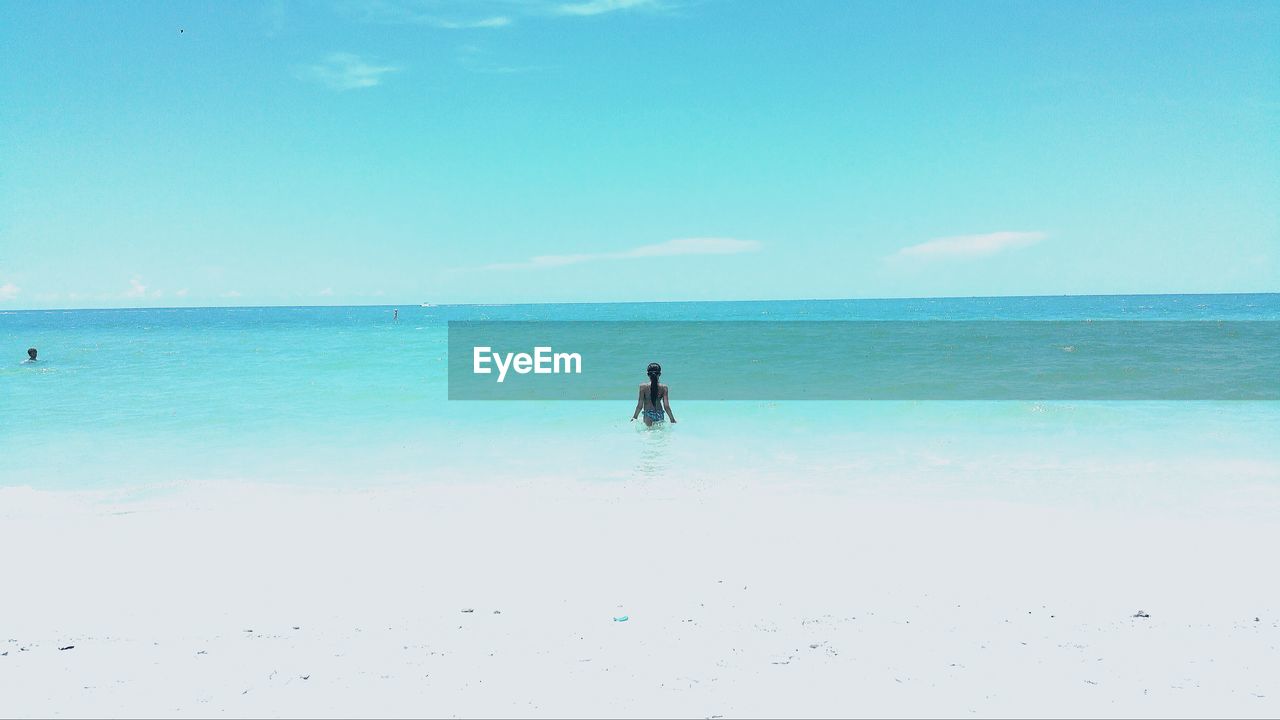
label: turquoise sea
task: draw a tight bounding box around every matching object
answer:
[2,294,1278,506]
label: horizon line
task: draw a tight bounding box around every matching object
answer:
[2,290,1277,313]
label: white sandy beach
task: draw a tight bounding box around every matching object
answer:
[1,476,1277,718]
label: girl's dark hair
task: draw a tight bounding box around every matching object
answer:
[646,362,662,407]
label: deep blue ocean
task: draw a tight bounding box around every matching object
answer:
[2,294,1277,503]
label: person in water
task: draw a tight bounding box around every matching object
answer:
[632,362,676,426]
[24,347,37,363]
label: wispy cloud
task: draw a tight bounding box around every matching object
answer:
[345,0,665,23]
[553,0,659,16]
[295,53,399,90]
[891,231,1047,261]
[0,282,19,301]
[318,287,335,297]
[483,237,761,271]
[434,15,512,28]
[124,277,148,298]
[222,290,242,299]
[341,1,512,28]
[340,0,675,27]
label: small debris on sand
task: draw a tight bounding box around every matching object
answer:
[461,608,475,613]
[1132,611,1150,618]
[613,615,629,622]
[58,645,75,651]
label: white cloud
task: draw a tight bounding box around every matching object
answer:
[125,277,148,298]
[0,282,19,301]
[433,15,511,28]
[345,0,672,27]
[175,288,190,297]
[296,53,399,91]
[222,290,242,298]
[345,2,512,28]
[622,237,760,258]
[483,236,761,271]
[554,0,658,16]
[319,287,335,296]
[892,231,1047,261]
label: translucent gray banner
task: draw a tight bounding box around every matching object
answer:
[447,321,1279,400]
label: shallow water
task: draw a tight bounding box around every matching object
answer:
[2,295,1277,505]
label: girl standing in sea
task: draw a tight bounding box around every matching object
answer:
[632,362,677,426]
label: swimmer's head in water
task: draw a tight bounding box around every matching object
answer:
[27,347,37,360]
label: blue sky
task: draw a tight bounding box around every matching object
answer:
[1,0,1276,308]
